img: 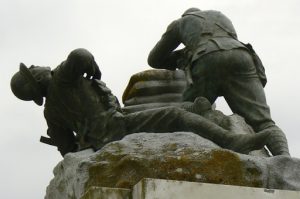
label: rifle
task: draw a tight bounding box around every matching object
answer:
[40,136,55,146]
[176,50,194,86]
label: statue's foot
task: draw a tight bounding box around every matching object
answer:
[226,131,271,154]
[262,128,291,156]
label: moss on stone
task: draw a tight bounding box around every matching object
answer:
[84,147,263,192]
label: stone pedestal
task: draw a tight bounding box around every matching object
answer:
[81,178,300,199]
[132,178,300,199]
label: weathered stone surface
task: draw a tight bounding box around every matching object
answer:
[45,131,300,199]
[45,150,93,199]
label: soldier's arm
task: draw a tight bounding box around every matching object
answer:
[92,79,123,112]
[148,19,183,70]
[56,61,101,82]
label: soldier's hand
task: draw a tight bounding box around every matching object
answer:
[93,64,101,80]
[85,62,101,80]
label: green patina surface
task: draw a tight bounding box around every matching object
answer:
[84,145,263,192]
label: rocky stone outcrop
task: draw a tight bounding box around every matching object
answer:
[45,131,300,199]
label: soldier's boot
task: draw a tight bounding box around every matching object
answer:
[224,131,271,154]
[265,127,290,156]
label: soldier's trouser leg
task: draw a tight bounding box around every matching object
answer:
[47,127,77,156]
[124,107,270,154]
[223,77,289,156]
[221,50,290,156]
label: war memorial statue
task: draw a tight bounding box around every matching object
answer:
[10,48,273,156]
[148,8,289,156]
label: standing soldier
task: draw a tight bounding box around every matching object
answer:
[148,8,289,156]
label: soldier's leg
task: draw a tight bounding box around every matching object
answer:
[222,49,289,156]
[124,107,271,154]
[47,126,77,156]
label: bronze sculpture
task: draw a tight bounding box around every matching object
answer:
[148,8,289,156]
[11,48,270,156]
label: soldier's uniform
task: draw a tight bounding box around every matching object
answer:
[148,9,289,155]
[44,61,126,155]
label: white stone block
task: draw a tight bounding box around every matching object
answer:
[132,178,300,199]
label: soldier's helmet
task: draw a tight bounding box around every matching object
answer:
[65,48,101,80]
[182,7,201,17]
[10,63,44,106]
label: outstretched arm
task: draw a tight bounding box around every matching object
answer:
[148,20,183,70]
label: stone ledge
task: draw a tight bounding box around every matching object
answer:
[132,178,300,199]
[81,186,131,199]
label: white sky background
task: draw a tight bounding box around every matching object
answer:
[1,0,300,198]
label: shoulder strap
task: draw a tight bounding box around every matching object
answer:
[242,43,267,87]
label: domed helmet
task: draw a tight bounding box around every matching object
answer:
[10,63,44,106]
[182,7,201,17]
[65,48,101,80]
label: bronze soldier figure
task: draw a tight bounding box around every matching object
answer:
[11,48,270,156]
[148,8,289,156]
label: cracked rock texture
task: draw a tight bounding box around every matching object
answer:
[45,131,300,199]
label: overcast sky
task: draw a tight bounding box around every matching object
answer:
[1,0,300,198]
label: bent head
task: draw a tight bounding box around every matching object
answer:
[67,48,94,65]
[65,48,101,79]
[10,63,51,106]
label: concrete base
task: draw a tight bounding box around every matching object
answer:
[132,179,300,199]
[81,187,131,199]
